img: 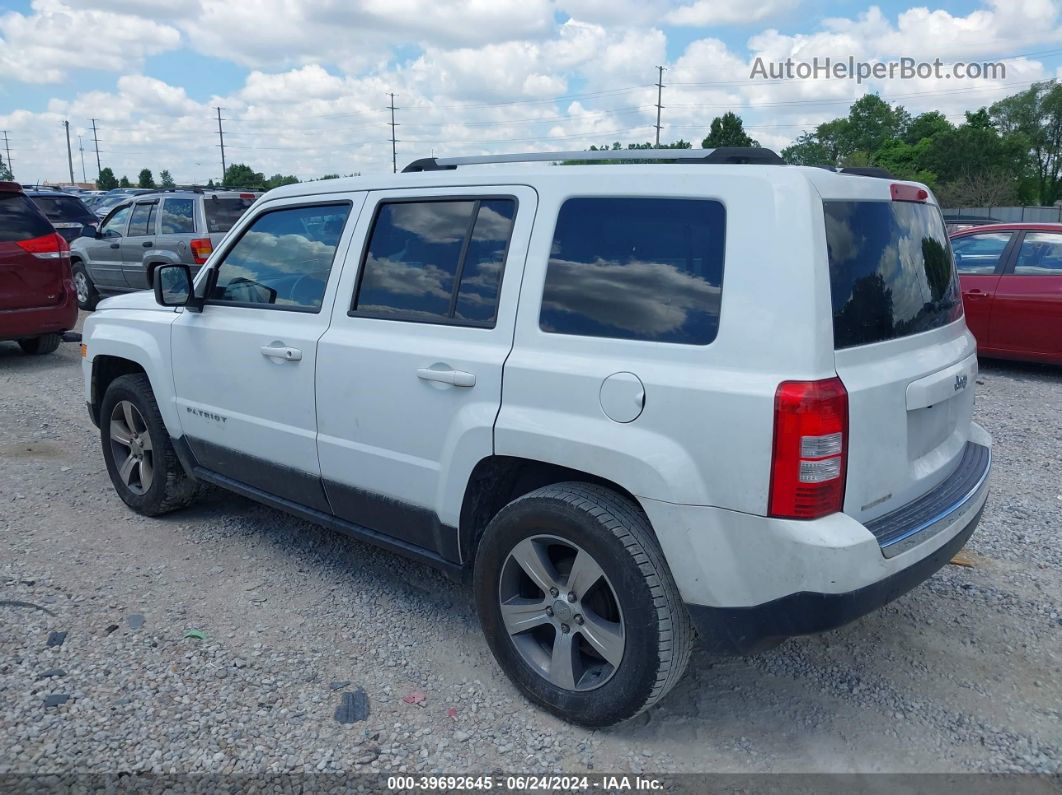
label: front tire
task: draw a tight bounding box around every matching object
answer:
[474,482,693,727]
[18,333,62,355]
[72,261,100,311]
[100,374,203,516]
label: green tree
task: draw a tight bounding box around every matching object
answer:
[990,81,1062,205]
[223,163,266,189]
[0,153,11,181]
[843,95,909,155]
[159,170,175,188]
[701,112,758,148]
[904,112,952,145]
[265,173,300,189]
[137,168,155,189]
[96,167,118,190]
[781,131,832,165]
[119,175,131,188]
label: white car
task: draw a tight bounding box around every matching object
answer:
[82,148,991,727]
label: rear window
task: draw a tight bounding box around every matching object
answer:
[30,195,95,224]
[540,197,726,345]
[204,197,256,233]
[825,201,962,349]
[0,194,53,242]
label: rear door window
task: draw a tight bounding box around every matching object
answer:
[128,202,157,236]
[951,232,1012,274]
[0,194,53,241]
[204,197,256,233]
[1014,232,1062,274]
[160,198,196,234]
[825,200,962,349]
[539,197,726,345]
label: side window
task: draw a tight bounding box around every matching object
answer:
[210,203,351,311]
[128,202,157,237]
[160,198,196,234]
[540,197,726,345]
[1014,232,1062,274]
[952,232,1012,274]
[353,198,516,326]
[101,205,132,237]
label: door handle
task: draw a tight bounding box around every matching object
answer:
[260,345,303,361]
[417,368,476,387]
[110,243,120,249]
[965,289,992,300]
[142,241,153,248]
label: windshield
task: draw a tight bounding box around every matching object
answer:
[824,200,962,349]
[30,195,96,224]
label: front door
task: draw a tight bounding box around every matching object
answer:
[315,187,535,559]
[171,195,364,511]
[990,230,1062,359]
[85,204,133,288]
[120,199,159,289]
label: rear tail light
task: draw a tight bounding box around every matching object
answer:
[768,377,848,520]
[16,232,69,261]
[239,193,255,199]
[190,238,213,265]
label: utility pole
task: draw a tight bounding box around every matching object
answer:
[1,130,11,179]
[387,93,399,174]
[64,120,75,184]
[215,107,227,184]
[78,135,87,182]
[90,118,102,178]
[654,65,666,146]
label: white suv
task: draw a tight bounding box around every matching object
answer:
[82,148,991,727]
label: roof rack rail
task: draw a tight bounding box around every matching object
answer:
[402,146,784,172]
[838,166,895,178]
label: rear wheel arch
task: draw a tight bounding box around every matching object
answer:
[458,455,646,564]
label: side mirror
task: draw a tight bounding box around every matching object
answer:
[94,228,103,239]
[154,264,194,308]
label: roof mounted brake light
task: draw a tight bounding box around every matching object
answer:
[890,183,928,202]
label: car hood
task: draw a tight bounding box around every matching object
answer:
[96,291,174,313]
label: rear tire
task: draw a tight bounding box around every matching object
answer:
[100,374,203,516]
[17,333,62,355]
[474,482,693,727]
[72,261,99,311]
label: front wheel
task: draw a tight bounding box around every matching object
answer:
[474,482,693,727]
[100,374,203,516]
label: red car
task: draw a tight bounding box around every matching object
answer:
[951,223,1062,365]
[0,181,78,354]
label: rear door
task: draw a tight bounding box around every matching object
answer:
[315,187,533,559]
[824,194,976,524]
[951,229,1014,351]
[990,230,1062,359]
[0,191,62,311]
[120,199,159,289]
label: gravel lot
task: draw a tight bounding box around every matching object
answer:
[1,314,1059,775]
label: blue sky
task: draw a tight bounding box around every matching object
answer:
[1,0,1060,183]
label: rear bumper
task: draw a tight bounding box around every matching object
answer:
[686,501,984,653]
[0,291,78,341]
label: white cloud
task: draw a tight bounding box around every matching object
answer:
[0,0,180,84]
[666,0,800,27]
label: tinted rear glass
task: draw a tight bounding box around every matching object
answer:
[30,195,95,224]
[540,197,726,345]
[825,201,961,349]
[204,197,256,233]
[0,194,53,241]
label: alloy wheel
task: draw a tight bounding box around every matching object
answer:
[108,400,154,495]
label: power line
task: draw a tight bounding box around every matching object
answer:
[215,107,227,183]
[387,93,399,174]
[78,135,87,182]
[655,66,666,146]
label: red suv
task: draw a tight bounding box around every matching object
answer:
[0,181,78,354]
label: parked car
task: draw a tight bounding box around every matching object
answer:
[951,222,1062,365]
[89,193,130,219]
[69,189,260,309]
[943,214,1000,233]
[81,148,991,727]
[0,181,78,355]
[26,190,98,242]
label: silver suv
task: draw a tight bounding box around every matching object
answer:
[69,189,260,309]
